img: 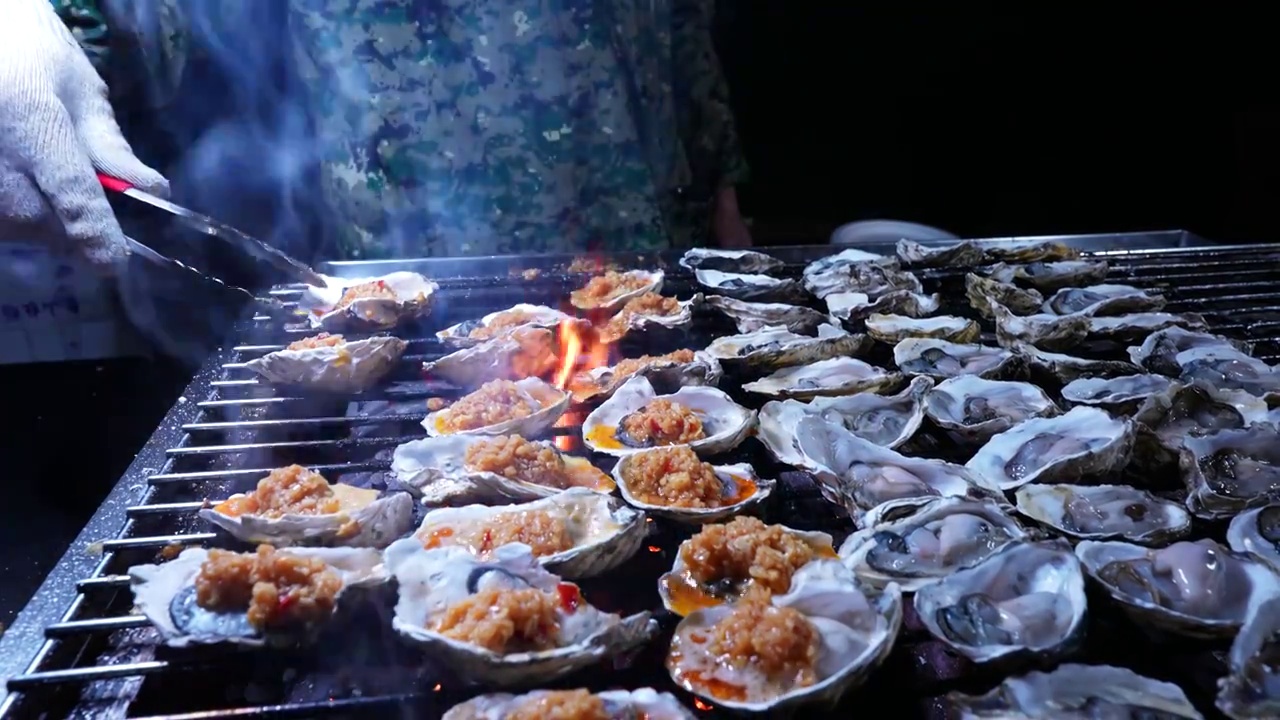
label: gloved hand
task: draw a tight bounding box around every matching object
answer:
[0,0,169,269]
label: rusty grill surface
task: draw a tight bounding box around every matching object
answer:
[4,230,1280,719]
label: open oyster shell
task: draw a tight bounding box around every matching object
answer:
[384,542,656,686]
[1087,312,1208,344]
[803,248,896,279]
[1132,382,1271,471]
[965,405,1135,490]
[743,356,904,400]
[611,451,774,524]
[985,259,1110,291]
[897,238,986,267]
[1218,596,1280,720]
[666,560,901,713]
[423,377,570,437]
[679,248,784,274]
[391,435,615,506]
[1060,373,1176,415]
[1180,424,1280,520]
[702,295,829,334]
[423,326,557,388]
[1015,342,1139,383]
[412,488,646,579]
[1015,484,1192,545]
[435,304,572,347]
[704,323,869,373]
[299,272,438,331]
[924,376,1060,445]
[894,338,1025,381]
[841,497,1027,592]
[826,290,941,327]
[947,664,1203,719]
[694,269,807,303]
[1172,344,1280,399]
[1042,283,1166,316]
[1227,506,1280,574]
[867,313,980,345]
[964,273,1043,318]
[129,546,387,648]
[599,294,701,342]
[570,270,664,313]
[914,540,1087,664]
[581,375,755,456]
[1076,538,1280,639]
[570,350,723,404]
[992,302,1091,351]
[200,484,414,549]
[243,335,407,394]
[1128,326,1253,376]
[444,688,695,720]
[803,254,921,300]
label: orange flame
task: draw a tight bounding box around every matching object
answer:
[551,319,614,452]
[553,320,583,390]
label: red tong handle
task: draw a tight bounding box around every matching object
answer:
[98,173,135,194]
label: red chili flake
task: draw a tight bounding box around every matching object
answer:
[480,529,493,553]
[557,582,581,612]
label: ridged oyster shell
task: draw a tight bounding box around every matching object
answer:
[702,295,829,334]
[982,239,1081,263]
[1172,345,1280,398]
[666,560,901,713]
[1218,596,1280,720]
[444,688,695,720]
[1015,342,1139,382]
[913,540,1087,664]
[867,313,980,345]
[581,375,756,456]
[299,271,438,331]
[946,664,1203,719]
[826,290,941,326]
[384,542,656,686]
[1015,484,1192,545]
[599,294,701,341]
[803,248,896,278]
[694,269,806,303]
[1132,382,1271,470]
[965,406,1135,490]
[423,326,558,388]
[897,238,986,267]
[679,248,784,274]
[985,259,1110,291]
[1087,312,1208,343]
[841,497,1026,592]
[570,270,663,312]
[924,376,1060,444]
[803,252,920,300]
[1128,326,1253,376]
[243,335,407,394]
[1060,373,1176,414]
[1180,424,1280,520]
[894,338,1025,381]
[436,304,572,347]
[391,435,615,506]
[991,302,1091,351]
[704,323,870,373]
[200,481,414,549]
[1042,283,1166,315]
[964,273,1043,318]
[1227,506,1280,574]
[129,546,387,647]
[411,488,647,579]
[743,356,904,400]
[571,350,723,404]
[423,377,570,437]
[611,450,774,524]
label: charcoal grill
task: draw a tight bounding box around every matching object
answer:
[4,229,1279,719]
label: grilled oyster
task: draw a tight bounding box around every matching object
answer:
[581,375,755,456]
[894,338,1025,380]
[924,376,1060,444]
[570,269,664,312]
[841,497,1026,592]
[1132,382,1270,470]
[679,247,784,274]
[1014,484,1192,545]
[1218,596,1280,720]
[410,488,647,579]
[897,238,986,267]
[983,239,1082,263]
[986,259,1110,291]
[866,313,980,345]
[611,447,774,524]
[826,290,941,326]
[946,664,1203,720]
[1128,326,1254,376]
[803,254,921,300]
[913,540,1087,664]
[964,273,1043,318]
[1015,342,1140,382]
[1076,538,1280,639]
[299,271,438,331]
[569,350,723,404]
[1042,283,1166,315]
[243,334,407,393]
[391,435,615,506]
[444,688,695,720]
[704,323,870,373]
[423,326,558,388]
[694,269,807,303]
[1060,373,1176,415]
[423,377,569,437]
[965,406,1135,490]
[702,295,829,334]
[1087,311,1208,343]
[743,356,904,400]
[1227,506,1280,574]
[666,560,901,713]
[596,293,701,344]
[129,545,386,647]
[1180,424,1280,520]
[991,302,1091,351]
[435,304,571,347]
[384,542,655,686]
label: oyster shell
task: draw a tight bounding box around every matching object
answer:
[597,294,701,343]
[803,248,897,277]
[1042,283,1166,315]
[570,350,723,404]
[129,546,387,647]
[299,271,438,331]
[924,376,1060,444]
[1180,424,1280,520]
[803,252,921,300]
[1060,373,1176,414]
[384,542,655,686]
[1227,505,1280,574]
[991,302,1091,351]
[411,488,647,579]
[423,377,570,437]
[704,323,870,373]
[694,269,807,303]
[1086,311,1208,343]
[702,295,829,334]
[894,338,1025,381]
[391,435,615,506]
[866,313,981,345]
[986,259,1110,291]
[946,664,1203,719]
[1174,344,1280,399]
[1128,326,1254,376]
[1014,483,1192,545]
[964,273,1043,318]
[423,326,557,388]
[913,540,1087,664]
[666,560,901,713]
[984,239,1082,263]
[965,406,1135,490]
[1076,538,1280,639]
[581,375,756,456]
[1218,596,1280,720]
[840,497,1027,592]
[243,335,407,394]
[570,270,663,312]
[611,449,774,524]
[1132,382,1271,470]
[444,688,695,720]
[435,304,572,347]
[1015,342,1140,382]
[679,247,784,274]
[826,290,941,326]
[743,356,904,400]
[896,238,986,267]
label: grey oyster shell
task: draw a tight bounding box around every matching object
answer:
[1086,312,1208,344]
[981,239,1082,263]
[896,238,987,267]
[1042,283,1166,316]
[299,271,438,331]
[444,688,695,720]
[1218,596,1280,720]
[1131,381,1271,471]
[704,323,870,374]
[985,259,1110,292]
[611,451,775,524]
[1060,373,1176,415]
[422,326,557,389]
[703,295,829,334]
[1128,326,1254,376]
[743,356,904,400]
[991,302,1091,351]
[964,273,1044,318]
[803,251,920,300]
[866,313,981,345]
[569,269,663,312]
[965,406,1135,490]
[924,376,1060,444]
[893,338,1025,381]
[947,664,1203,720]
[244,335,407,394]
[826,290,941,327]
[694,268,806,303]
[1173,345,1280,399]
[1015,342,1140,382]
[1227,505,1280,575]
[1014,483,1192,545]
[1180,424,1280,520]
[679,247,784,274]
[581,375,756,456]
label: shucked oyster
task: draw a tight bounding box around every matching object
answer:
[803,252,921,300]
[411,488,647,579]
[924,376,1060,444]
[965,406,1135,490]
[914,540,1087,664]
[1180,424,1280,520]
[704,323,870,373]
[1173,344,1280,399]
[1086,311,1208,344]
[803,248,896,278]
[423,326,558,388]
[1132,382,1271,470]
[964,273,1043,318]
[894,338,1025,381]
[436,304,572,347]
[1015,342,1140,383]
[569,349,723,404]
[826,290,941,326]
[897,238,986,267]
[596,293,701,343]
[423,377,569,437]
[946,664,1203,720]
[666,560,901,713]
[582,375,755,456]
[611,446,774,524]
[1227,506,1280,575]
[841,497,1027,592]
[299,271,438,331]
[694,269,807,303]
[991,302,1091,351]
[743,356,904,400]
[570,269,663,313]
[1042,283,1166,316]
[243,333,407,394]
[680,247,784,274]
[1128,326,1253,377]
[703,295,829,334]
[444,688,695,720]
[391,434,615,506]
[1015,484,1192,545]
[986,259,1110,292]
[866,313,981,345]
[385,542,655,686]
[1060,373,1176,415]
[1218,596,1280,720]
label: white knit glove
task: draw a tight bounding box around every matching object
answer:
[0,0,169,268]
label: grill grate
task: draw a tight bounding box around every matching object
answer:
[5,231,1280,719]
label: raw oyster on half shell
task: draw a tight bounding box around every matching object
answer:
[679,247,784,274]
[1180,424,1280,520]
[570,269,664,312]
[299,271,438,331]
[1129,326,1253,377]
[1131,382,1271,471]
[965,406,1135,490]
[694,269,807,303]
[1218,596,1280,720]
[581,375,755,456]
[894,338,1025,381]
[1060,373,1176,415]
[243,334,407,394]
[964,273,1044,318]
[1173,345,1280,399]
[1014,483,1192,545]
[435,304,572,347]
[1042,283,1166,316]
[443,688,695,720]
[423,326,558,388]
[985,259,1110,292]
[866,313,981,345]
[991,302,1091,351]
[946,664,1203,720]
[826,290,941,326]
[1227,505,1280,575]
[704,323,870,373]
[924,376,1060,444]
[611,446,774,524]
[423,377,570,437]
[743,356,903,400]
[896,238,986,267]
[702,295,829,334]
[1016,342,1140,383]
[803,253,921,300]
[1086,311,1208,343]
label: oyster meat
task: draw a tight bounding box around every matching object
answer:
[569,350,723,404]
[444,688,695,720]
[611,446,774,524]
[423,326,558,388]
[243,334,407,394]
[694,269,807,303]
[299,271,438,331]
[704,323,870,373]
[826,290,941,326]
[743,356,904,400]
[570,269,664,312]
[1060,373,1176,414]
[964,273,1044,318]
[1227,505,1280,575]
[702,295,829,334]
[986,259,1110,292]
[1128,326,1254,376]
[946,664,1203,719]
[384,542,655,686]
[581,375,756,456]
[679,247,785,274]
[1014,483,1192,545]
[1218,596,1280,720]
[965,406,1135,490]
[1132,382,1271,470]
[866,313,981,345]
[925,376,1060,444]
[991,302,1091,351]
[1015,342,1140,383]
[1042,283,1166,316]
[423,377,570,437]
[803,253,921,300]
[896,238,987,267]
[1174,344,1280,399]
[894,338,1025,381]
[1180,424,1280,520]
[435,304,572,347]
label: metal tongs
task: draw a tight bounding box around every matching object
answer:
[98,173,327,288]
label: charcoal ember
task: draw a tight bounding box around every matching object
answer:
[344,399,425,439]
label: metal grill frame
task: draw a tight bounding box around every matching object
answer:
[2,228,1273,717]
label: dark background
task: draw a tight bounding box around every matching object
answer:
[5,4,1280,628]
